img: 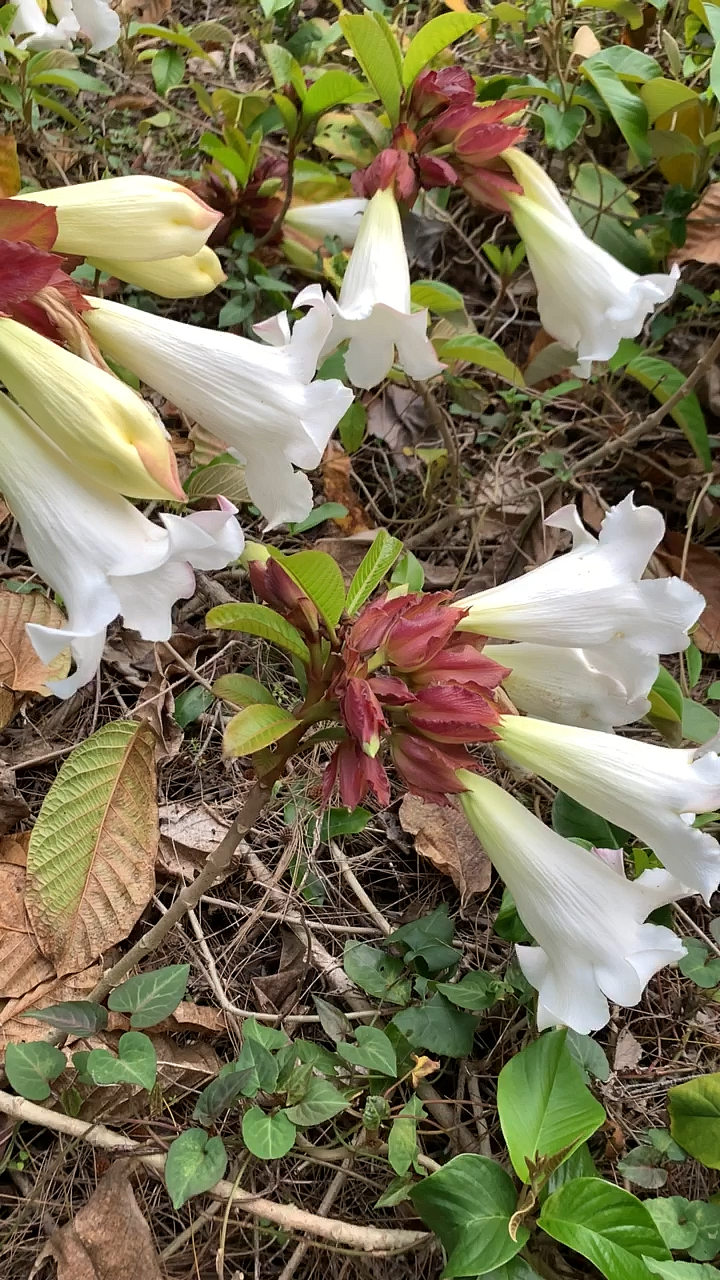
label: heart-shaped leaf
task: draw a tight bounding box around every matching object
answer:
[108,964,189,1028]
[86,1032,157,1090]
[5,1041,66,1101]
[165,1129,227,1209]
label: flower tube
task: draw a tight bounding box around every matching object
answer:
[0,317,183,501]
[0,393,243,698]
[313,186,444,389]
[84,291,353,527]
[459,773,686,1033]
[502,148,679,376]
[284,198,368,248]
[496,714,720,900]
[484,640,655,731]
[89,246,226,299]
[14,176,221,261]
[457,494,703,653]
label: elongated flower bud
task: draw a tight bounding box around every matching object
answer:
[249,557,319,636]
[322,738,390,809]
[89,246,226,299]
[340,676,387,758]
[0,318,183,501]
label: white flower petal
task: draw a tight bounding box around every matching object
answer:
[85,296,353,527]
[284,198,368,247]
[503,148,680,376]
[497,714,720,900]
[27,625,106,698]
[11,0,77,46]
[460,773,687,1034]
[65,0,119,49]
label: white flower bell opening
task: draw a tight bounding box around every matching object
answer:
[0,393,244,698]
[85,291,353,528]
[497,713,720,900]
[284,198,368,248]
[311,186,444,389]
[503,148,680,377]
[459,773,686,1034]
[457,494,703,654]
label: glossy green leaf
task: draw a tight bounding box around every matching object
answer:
[439,332,525,385]
[644,1263,720,1280]
[345,529,403,615]
[343,940,412,1005]
[387,1094,424,1175]
[242,1107,296,1159]
[411,280,466,315]
[339,12,402,123]
[389,905,457,974]
[301,69,372,120]
[401,11,481,87]
[165,1130,227,1209]
[282,549,346,628]
[319,805,372,842]
[678,938,720,988]
[609,342,710,470]
[22,1001,107,1035]
[336,1026,397,1076]
[5,1042,66,1101]
[235,1036,279,1095]
[537,102,585,149]
[212,674,278,708]
[244,1017,291,1051]
[206,602,310,663]
[86,1032,157,1091]
[669,1074,720,1168]
[436,970,507,1010]
[283,1077,349,1126]
[566,1031,611,1082]
[223,703,298,757]
[646,1197,700,1252]
[682,699,720,746]
[185,459,251,506]
[411,1154,529,1277]
[569,163,655,275]
[151,47,185,96]
[193,1068,254,1126]
[551,792,627,848]
[108,964,189,1028]
[648,666,683,722]
[539,1178,670,1280]
[391,994,479,1057]
[581,57,652,163]
[173,685,214,728]
[497,1030,606,1181]
[338,401,367,454]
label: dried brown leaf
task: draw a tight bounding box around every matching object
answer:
[399,795,491,900]
[0,858,54,998]
[253,928,306,1012]
[670,183,720,265]
[0,586,70,695]
[117,0,169,18]
[33,1161,163,1280]
[614,1028,643,1072]
[159,801,230,853]
[0,763,31,833]
[657,532,720,653]
[321,441,374,534]
[0,136,21,198]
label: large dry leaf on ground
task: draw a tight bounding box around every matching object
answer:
[399,795,491,899]
[159,801,230,853]
[25,721,158,976]
[321,441,374,534]
[657,532,720,653]
[670,183,720,265]
[32,1161,163,1280]
[0,848,54,998]
[0,964,101,1054]
[0,587,71,725]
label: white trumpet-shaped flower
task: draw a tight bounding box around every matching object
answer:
[459,773,686,1034]
[50,0,119,48]
[10,0,118,49]
[284,198,368,248]
[15,176,221,261]
[497,714,720,900]
[457,494,703,655]
[485,640,655,732]
[84,291,353,527]
[503,148,679,377]
[309,187,444,389]
[89,246,226,299]
[0,393,244,698]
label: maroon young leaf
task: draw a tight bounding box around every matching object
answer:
[0,240,64,312]
[0,199,58,250]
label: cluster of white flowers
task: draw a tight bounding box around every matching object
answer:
[1,148,703,1040]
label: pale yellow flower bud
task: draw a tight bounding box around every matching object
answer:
[88,246,226,298]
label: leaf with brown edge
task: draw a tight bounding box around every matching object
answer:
[671,183,720,266]
[0,852,54,999]
[0,963,101,1056]
[0,137,20,198]
[0,198,58,249]
[0,585,70,707]
[25,721,158,977]
[399,794,491,900]
[34,1160,163,1280]
[657,532,720,653]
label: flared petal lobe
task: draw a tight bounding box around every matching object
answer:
[459,773,686,1033]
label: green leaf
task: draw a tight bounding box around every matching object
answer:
[582,47,662,165]
[301,69,372,120]
[539,1178,670,1280]
[436,970,507,1011]
[185,458,251,506]
[86,1032,157,1091]
[401,11,481,87]
[685,1203,720,1261]
[338,13,402,124]
[566,1030,611,1083]
[193,1068,254,1126]
[609,343,710,471]
[497,1030,606,1182]
[223,703,298,757]
[669,1074,720,1168]
[411,280,466,315]
[391,994,479,1057]
[244,1018,291,1051]
[22,1001,108,1035]
[345,530,403,615]
[212,674,278,708]
[287,502,348,534]
[411,1153,529,1277]
[5,1042,66,1101]
[648,666,684,722]
[319,805,371,842]
[283,1077,349,1125]
[206,602,310,664]
[547,1142,598,1193]
[108,964,189,1028]
[390,551,424,592]
[569,162,655,275]
[617,1145,668,1190]
[338,401,367,454]
[389,906,458,974]
[646,1129,686,1161]
[482,1263,543,1280]
[262,42,305,99]
[152,47,185,96]
[165,1130,227,1209]
[551,792,627,848]
[646,1197,700,1252]
[439,333,525,386]
[343,940,412,1005]
[236,1037,279,1095]
[242,1107,296,1159]
[683,699,720,746]
[173,685,214,728]
[644,1263,720,1280]
[387,1094,424,1175]
[336,1026,397,1076]
[282,549,346,629]
[678,938,720,988]
[537,102,585,149]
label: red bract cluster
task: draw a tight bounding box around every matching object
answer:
[324,590,509,808]
[0,199,89,341]
[351,66,527,211]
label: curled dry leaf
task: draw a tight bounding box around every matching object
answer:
[657,531,720,653]
[571,24,602,57]
[670,183,720,266]
[33,1160,163,1280]
[25,721,158,977]
[0,586,71,727]
[613,1028,643,1072]
[399,795,491,900]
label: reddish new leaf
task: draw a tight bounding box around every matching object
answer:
[0,240,63,312]
[0,199,58,249]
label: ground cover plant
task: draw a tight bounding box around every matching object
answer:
[1,0,720,1275]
